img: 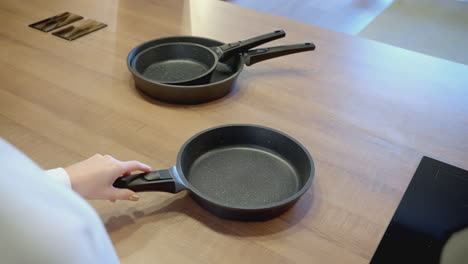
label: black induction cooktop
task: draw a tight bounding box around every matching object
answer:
[370,156,468,264]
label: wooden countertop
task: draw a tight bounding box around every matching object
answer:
[1,0,467,263]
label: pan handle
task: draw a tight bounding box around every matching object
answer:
[113,166,186,193]
[216,30,286,61]
[243,42,315,66]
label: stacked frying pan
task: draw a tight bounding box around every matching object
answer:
[116,31,316,221]
[127,30,315,104]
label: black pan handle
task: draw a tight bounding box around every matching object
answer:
[244,42,315,66]
[113,166,186,193]
[216,30,286,61]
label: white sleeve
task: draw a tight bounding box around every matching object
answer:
[45,167,72,188]
[0,139,120,264]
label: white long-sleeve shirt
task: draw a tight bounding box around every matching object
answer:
[0,139,119,264]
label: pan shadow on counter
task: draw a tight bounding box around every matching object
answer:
[105,183,318,240]
[239,66,312,82]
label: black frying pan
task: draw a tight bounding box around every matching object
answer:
[132,30,286,85]
[128,35,316,104]
[113,124,314,221]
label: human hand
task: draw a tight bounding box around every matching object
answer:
[65,154,152,201]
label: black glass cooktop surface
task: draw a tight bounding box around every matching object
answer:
[370,156,468,264]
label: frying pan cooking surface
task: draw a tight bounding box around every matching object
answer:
[187,145,301,207]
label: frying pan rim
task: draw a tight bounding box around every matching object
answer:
[175,124,315,211]
[131,42,219,85]
[127,36,244,89]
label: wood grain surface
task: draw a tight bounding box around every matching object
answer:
[0,0,467,263]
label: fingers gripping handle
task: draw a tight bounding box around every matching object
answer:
[113,166,185,193]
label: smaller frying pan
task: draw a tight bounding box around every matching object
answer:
[132,30,286,86]
[113,124,314,221]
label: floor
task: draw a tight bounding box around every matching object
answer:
[225,0,395,35]
[358,0,468,65]
[226,0,468,65]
